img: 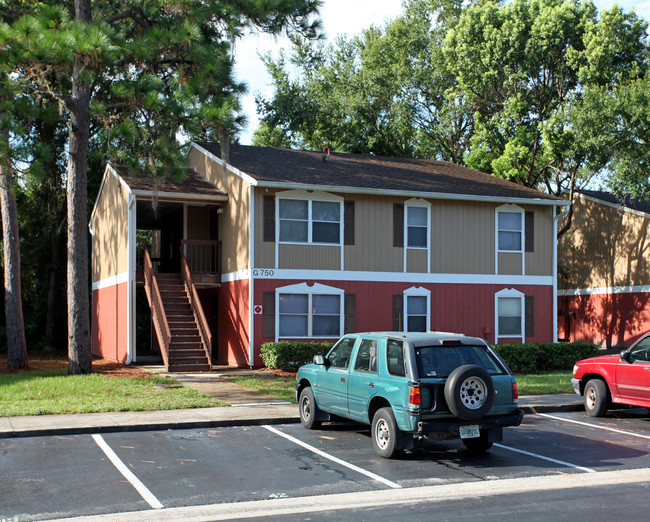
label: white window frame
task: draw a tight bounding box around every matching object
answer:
[403,286,431,333]
[404,198,431,273]
[494,288,525,343]
[495,204,525,275]
[277,191,344,246]
[275,282,345,341]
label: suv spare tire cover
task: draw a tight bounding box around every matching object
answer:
[444,364,496,421]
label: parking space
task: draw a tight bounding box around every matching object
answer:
[2,409,649,521]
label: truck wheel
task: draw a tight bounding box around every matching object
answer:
[371,407,403,459]
[462,430,493,452]
[299,387,322,429]
[444,365,495,421]
[584,379,609,417]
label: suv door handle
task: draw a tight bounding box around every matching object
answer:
[340,377,346,383]
[369,382,375,388]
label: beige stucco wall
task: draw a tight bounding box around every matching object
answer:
[92,168,130,283]
[188,147,251,274]
[559,196,650,290]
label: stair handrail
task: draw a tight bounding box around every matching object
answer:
[180,247,213,369]
[143,247,171,369]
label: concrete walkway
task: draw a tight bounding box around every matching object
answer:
[0,366,585,439]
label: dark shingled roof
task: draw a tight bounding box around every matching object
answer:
[196,142,564,202]
[113,165,227,197]
[576,189,650,214]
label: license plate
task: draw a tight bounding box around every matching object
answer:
[459,425,480,439]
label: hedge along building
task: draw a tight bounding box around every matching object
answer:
[90,142,569,370]
[558,190,650,349]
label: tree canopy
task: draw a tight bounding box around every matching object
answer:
[254,0,650,207]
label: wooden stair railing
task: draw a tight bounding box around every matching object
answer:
[180,247,213,368]
[142,247,171,370]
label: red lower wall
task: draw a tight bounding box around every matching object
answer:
[92,282,128,363]
[250,279,554,366]
[218,278,250,367]
[558,292,650,348]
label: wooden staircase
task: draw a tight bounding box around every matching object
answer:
[156,273,211,372]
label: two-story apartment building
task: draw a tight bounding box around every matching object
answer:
[558,190,650,348]
[91,142,568,369]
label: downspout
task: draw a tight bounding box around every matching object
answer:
[248,184,255,367]
[552,203,571,343]
[127,193,136,364]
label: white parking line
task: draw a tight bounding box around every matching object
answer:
[539,413,650,440]
[263,425,402,489]
[494,443,596,473]
[92,434,163,509]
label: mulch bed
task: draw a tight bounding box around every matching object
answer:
[0,350,153,379]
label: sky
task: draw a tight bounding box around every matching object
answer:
[233,0,650,145]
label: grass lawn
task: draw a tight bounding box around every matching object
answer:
[0,352,225,417]
[224,370,575,403]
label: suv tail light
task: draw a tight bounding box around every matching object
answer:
[409,386,421,406]
[512,382,519,400]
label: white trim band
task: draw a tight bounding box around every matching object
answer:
[92,272,129,291]
[558,285,650,297]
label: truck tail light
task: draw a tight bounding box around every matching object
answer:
[512,382,519,400]
[409,386,421,406]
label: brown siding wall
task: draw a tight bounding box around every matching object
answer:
[188,147,250,274]
[92,169,129,283]
[407,250,427,273]
[279,244,340,270]
[431,201,494,274]
[559,196,650,290]
[524,205,553,276]
[498,252,522,275]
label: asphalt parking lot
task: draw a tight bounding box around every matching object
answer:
[2,409,649,521]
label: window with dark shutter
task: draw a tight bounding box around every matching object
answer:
[344,294,356,333]
[392,294,403,331]
[525,211,534,253]
[344,201,355,245]
[525,295,534,338]
[263,292,275,338]
[263,196,275,242]
[393,203,404,247]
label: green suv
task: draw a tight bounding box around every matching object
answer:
[296,332,523,458]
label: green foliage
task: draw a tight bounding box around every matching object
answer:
[494,342,599,374]
[260,341,334,371]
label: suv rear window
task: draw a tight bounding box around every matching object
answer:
[415,345,506,378]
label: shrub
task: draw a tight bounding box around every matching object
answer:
[260,341,335,371]
[493,342,599,374]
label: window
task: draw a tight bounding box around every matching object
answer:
[495,289,525,342]
[278,198,341,244]
[276,283,344,339]
[407,295,427,332]
[407,206,428,248]
[393,288,431,332]
[327,337,356,369]
[354,339,378,373]
[498,211,523,252]
[387,340,406,376]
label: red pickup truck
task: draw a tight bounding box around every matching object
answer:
[572,333,650,416]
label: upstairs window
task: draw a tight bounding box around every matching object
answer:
[278,198,341,245]
[407,205,428,248]
[498,211,523,252]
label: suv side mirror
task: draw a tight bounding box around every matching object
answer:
[620,349,632,363]
[313,354,326,366]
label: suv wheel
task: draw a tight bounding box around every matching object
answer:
[299,387,322,429]
[444,365,495,421]
[584,379,609,417]
[371,407,403,459]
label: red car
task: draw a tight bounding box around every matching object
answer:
[572,333,650,417]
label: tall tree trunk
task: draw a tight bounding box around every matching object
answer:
[66,0,93,374]
[0,126,28,369]
[45,218,65,351]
